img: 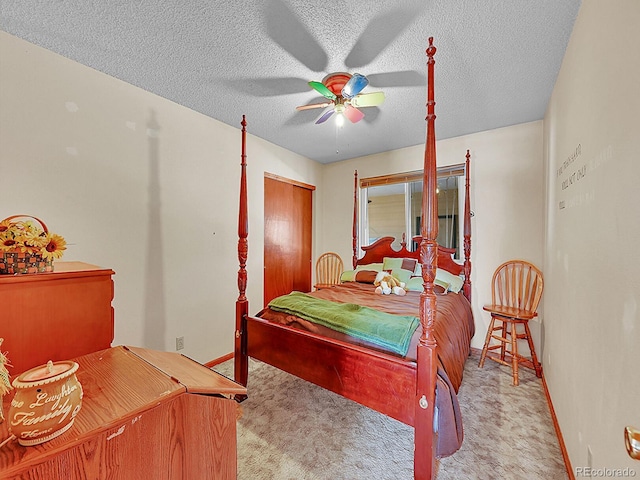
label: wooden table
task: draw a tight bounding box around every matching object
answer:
[0,346,246,479]
[0,261,115,375]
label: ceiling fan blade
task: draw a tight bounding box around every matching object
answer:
[350,91,385,108]
[296,101,332,111]
[342,73,369,99]
[315,108,335,124]
[344,105,365,123]
[309,81,337,100]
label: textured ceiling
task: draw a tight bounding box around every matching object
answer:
[1,0,581,164]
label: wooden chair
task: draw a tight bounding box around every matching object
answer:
[314,252,344,290]
[478,260,544,385]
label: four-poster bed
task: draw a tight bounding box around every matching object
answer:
[234,38,473,479]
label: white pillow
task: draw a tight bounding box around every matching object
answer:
[436,268,464,293]
[412,265,464,293]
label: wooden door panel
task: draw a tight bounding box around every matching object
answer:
[292,184,312,293]
[264,176,313,307]
[264,177,290,306]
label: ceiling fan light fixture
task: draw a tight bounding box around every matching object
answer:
[297,72,383,126]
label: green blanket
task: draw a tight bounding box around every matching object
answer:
[268,291,420,356]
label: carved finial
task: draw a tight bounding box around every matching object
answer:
[426,37,436,58]
[241,115,246,129]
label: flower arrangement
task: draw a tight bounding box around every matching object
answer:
[0,216,67,274]
[0,217,67,259]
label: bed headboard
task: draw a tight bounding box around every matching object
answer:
[355,236,464,276]
[353,150,472,300]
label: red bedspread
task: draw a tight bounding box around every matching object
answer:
[258,281,474,392]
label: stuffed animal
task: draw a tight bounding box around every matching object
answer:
[373,271,407,296]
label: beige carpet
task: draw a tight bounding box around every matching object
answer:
[214,351,568,479]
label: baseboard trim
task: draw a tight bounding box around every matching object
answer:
[542,373,574,480]
[204,352,234,368]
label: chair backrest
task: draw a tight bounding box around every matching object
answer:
[491,260,544,313]
[315,252,344,286]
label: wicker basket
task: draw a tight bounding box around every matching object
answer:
[0,215,55,275]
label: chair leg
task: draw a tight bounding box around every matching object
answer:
[510,321,519,386]
[524,321,542,377]
[500,321,507,361]
[478,316,496,368]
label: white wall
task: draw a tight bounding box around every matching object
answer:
[319,121,545,350]
[0,32,322,364]
[543,0,640,473]
[10,12,639,472]
[0,29,545,363]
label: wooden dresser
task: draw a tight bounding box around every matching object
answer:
[0,346,247,479]
[0,261,115,375]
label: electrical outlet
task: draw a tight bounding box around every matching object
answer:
[176,336,184,351]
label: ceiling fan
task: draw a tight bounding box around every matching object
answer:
[296,72,385,125]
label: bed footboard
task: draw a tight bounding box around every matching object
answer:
[245,314,417,424]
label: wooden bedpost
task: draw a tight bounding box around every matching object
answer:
[235,115,249,394]
[415,37,438,480]
[353,170,358,269]
[463,149,472,302]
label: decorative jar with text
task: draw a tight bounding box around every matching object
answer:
[8,360,83,446]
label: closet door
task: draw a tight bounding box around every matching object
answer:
[264,174,314,306]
